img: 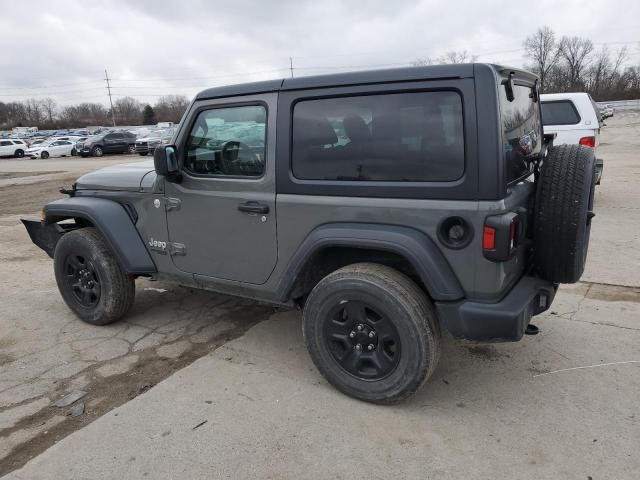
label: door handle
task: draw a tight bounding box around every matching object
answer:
[238,201,269,214]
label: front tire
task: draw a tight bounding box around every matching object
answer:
[54,228,135,325]
[127,144,136,154]
[14,149,24,158]
[303,263,440,404]
[92,146,103,157]
[40,151,50,159]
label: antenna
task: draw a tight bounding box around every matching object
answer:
[104,69,116,126]
[289,57,294,78]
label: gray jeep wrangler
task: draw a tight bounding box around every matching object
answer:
[23,64,596,404]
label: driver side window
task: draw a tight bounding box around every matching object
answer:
[184,105,266,177]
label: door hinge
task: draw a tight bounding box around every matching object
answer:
[165,198,181,212]
[167,242,186,256]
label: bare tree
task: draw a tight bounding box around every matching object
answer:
[558,36,594,90]
[523,26,561,92]
[412,57,433,66]
[60,103,110,128]
[113,96,142,125]
[23,98,44,125]
[40,97,57,125]
[154,95,190,123]
[412,50,476,67]
[438,50,478,64]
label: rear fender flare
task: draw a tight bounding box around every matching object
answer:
[276,223,464,302]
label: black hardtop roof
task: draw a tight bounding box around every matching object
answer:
[195,63,536,101]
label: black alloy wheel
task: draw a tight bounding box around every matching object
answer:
[63,255,101,307]
[324,300,400,380]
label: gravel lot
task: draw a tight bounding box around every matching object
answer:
[1,116,639,479]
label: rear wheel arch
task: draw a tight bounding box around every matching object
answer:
[277,223,464,304]
[287,246,425,304]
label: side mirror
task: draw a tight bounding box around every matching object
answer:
[154,145,181,182]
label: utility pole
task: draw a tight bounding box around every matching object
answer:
[104,69,116,126]
[289,57,294,78]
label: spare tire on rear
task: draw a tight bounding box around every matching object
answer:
[534,144,596,284]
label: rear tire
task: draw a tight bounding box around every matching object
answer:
[303,263,440,404]
[534,144,596,283]
[54,228,135,325]
[127,144,136,154]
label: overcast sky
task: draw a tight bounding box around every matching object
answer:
[1,0,638,106]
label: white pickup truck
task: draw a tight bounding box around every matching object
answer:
[540,92,604,184]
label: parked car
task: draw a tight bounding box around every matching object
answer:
[28,138,47,148]
[540,92,604,184]
[55,136,81,148]
[25,139,75,159]
[71,137,89,155]
[135,128,175,156]
[0,139,27,158]
[23,64,597,404]
[77,132,137,157]
[600,106,614,119]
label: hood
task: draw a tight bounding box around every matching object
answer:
[75,160,156,192]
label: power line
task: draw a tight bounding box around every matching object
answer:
[0,87,107,97]
[0,80,104,91]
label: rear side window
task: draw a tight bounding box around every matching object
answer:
[291,91,464,182]
[500,84,541,183]
[540,101,581,125]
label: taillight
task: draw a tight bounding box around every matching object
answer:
[483,212,521,262]
[579,136,595,148]
[482,226,496,250]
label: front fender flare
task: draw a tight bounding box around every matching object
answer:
[276,223,464,302]
[43,197,156,275]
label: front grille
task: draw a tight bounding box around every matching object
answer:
[135,141,149,153]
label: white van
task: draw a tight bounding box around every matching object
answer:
[540,92,603,184]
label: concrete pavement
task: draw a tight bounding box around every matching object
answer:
[4,284,639,479]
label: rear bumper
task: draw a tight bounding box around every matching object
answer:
[435,276,557,342]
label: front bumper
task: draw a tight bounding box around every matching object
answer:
[435,276,558,342]
[135,142,149,154]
